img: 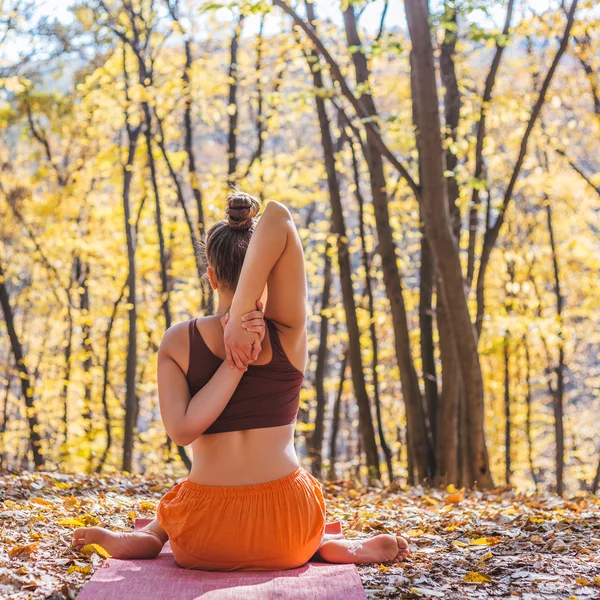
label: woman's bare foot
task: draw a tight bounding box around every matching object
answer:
[318,534,410,564]
[72,526,166,560]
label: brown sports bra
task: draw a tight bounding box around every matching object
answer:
[186,317,304,435]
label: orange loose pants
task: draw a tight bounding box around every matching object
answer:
[156,467,326,571]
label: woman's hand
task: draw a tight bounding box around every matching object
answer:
[221,299,265,370]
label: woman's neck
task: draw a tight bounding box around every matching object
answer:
[214,291,234,317]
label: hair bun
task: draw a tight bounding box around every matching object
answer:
[226,192,261,230]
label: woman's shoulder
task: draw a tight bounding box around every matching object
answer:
[159,318,201,359]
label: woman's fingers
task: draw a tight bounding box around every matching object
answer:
[220,312,230,330]
[224,343,235,370]
[230,348,247,371]
[242,318,265,331]
[251,340,262,361]
[241,310,264,322]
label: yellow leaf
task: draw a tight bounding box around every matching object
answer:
[422,495,439,506]
[54,482,72,489]
[446,484,457,493]
[470,538,491,546]
[464,572,492,583]
[59,518,85,527]
[575,578,589,585]
[529,517,545,524]
[68,564,92,575]
[128,511,137,520]
[81,543,112,558]
[470,536,502,546]
[405,529,424,538]
[480,551,493,562]
[140,501,154,511]
[453,541,468,548]
[81,514,100,526]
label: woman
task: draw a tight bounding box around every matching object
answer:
[73,192,409,570]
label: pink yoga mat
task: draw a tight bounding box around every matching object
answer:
[77,518,366,600]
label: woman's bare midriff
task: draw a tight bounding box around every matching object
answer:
[187,423,300,486]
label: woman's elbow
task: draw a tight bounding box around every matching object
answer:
[168,427,193,447]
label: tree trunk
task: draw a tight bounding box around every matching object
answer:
[435,289,460,485]
[1,367,11,468]
[328,350,348,481]
[522,335,538,490]
[410,49,438,471]
[306,1,380,481]
[348,137,394,483]
[121,47,141,473]
[308,236,332,477]
[343,4,431,481]
[546,201,565,496]
[75,256,94,470]
[504,331,511,485]
[227,14,244,183]
[0,261,44,468]
[405,0,493,488]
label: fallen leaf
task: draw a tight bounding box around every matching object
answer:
[68,565,92,575]
[8,543,38,559]
[470,536,501,546]
[464,572,492,583]
[80,544,111,558]
[58,518,85,528]
[445,488,465,505]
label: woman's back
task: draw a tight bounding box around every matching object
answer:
[183,314,307,486]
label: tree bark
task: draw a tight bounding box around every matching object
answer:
[305,1,380,481]
[546,201,565,496]
[227,14,244,183]
[522,335,538,491]
[435,289,460,485]
[349,138,394,484]
[121,46,141,474]
[405,0,493,487]
[1,364,11,468]
[343,4,430,481]
[411,49,438,469]
[0,260,44,468]
[504,330,511,485]
[308,236,332,477]
[328,350,348,481]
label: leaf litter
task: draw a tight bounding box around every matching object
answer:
[1,472,599,599]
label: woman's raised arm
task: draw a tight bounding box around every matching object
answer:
[224,200,307,370]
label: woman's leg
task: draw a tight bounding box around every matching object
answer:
[318,533,410,565]
[72,518,168,559]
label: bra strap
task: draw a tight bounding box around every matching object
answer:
[266,319,288,363]
[188,318,198,366]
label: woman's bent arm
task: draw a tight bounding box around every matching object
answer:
[225,200,307,369]
[157,326,243,446]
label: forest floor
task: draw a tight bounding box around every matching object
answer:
[0,471,599,599]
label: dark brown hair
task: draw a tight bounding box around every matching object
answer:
[199,190,261,291]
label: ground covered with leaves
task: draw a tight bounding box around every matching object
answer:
[0,471,599,599]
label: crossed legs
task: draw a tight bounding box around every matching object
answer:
[73,518,410,565]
